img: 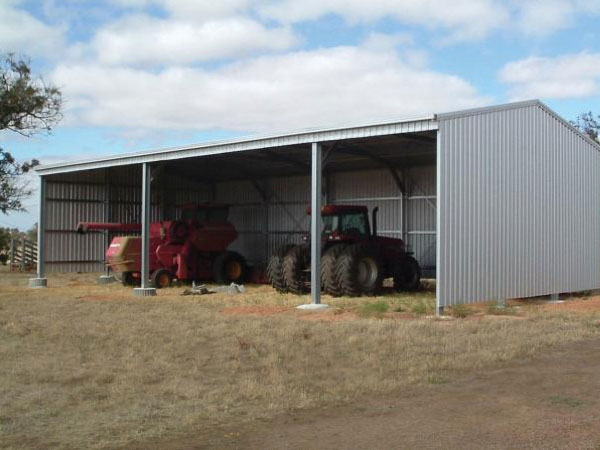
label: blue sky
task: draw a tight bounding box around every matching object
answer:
[1,0,600,229]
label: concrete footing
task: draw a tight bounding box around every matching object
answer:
[29,278,48,288]
[98,275,116,285]
[296,303,329,310]
[133,287,157,297]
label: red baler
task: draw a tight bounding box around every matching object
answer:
[77,204,247,288]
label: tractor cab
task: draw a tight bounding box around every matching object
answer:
[307,205,378,242]
[321,205,371,240]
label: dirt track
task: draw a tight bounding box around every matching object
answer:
[138,336,600,450]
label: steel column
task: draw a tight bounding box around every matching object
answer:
[311,143,322,305]
[435,129,443,316]
[29,176,47,288]
[134,163,156,296]
[297,142,329,310]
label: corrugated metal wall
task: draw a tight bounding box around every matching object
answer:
[46,164,436,273]
[215,167,436,271]
[437,104,600,307]
[45,166,212,273]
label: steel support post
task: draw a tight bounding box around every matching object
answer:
[435,129,442,316]
[99,169,115,284]
[29,176,47,288]
[297,143,329,310]
[134,163,156,296]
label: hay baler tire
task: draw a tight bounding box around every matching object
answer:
[393,255,421,292]
[213,251,247,284]
[283,245,309,294]
[151,268,173,289]
[321,244,348,296]
[336,243,384,297]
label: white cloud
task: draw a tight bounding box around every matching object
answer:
[52,44,489,133]
[110,0,251,19]
[259,0,509,41]
[515,0,600,36]
[500,52,600,100]
[92,14,297,66]
[0,1,65,56]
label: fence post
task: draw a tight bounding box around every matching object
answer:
[10,239,15,272]
[20,237,26,271]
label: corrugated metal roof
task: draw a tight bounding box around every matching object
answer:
[35,99,599,176]
[36,114,436,175]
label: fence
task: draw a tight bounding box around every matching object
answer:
[9,238,38,272]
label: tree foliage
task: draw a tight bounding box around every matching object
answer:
[0,53,62,214]
[572,112,600,142]
[1,54,62,135]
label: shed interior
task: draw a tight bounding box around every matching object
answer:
[43,130,438,277]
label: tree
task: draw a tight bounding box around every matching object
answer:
[572,112,600,142]
[0,53,62,213]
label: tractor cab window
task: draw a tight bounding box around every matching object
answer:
[340,213,368,236]
[322,215,339,235]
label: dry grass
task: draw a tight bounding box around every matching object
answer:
[1,270,600,449]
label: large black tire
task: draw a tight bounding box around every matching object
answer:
[393,256,421,291]
[321,244,348,296]
[267,246,291,293]
[213,251,248,284]
[336,243,384,297]
[283,245,310,294]
[151,268,173,289]
[121,271,134,287]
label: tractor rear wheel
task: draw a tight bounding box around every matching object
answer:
[213,251,247,284]
[336,243,384,297]
[151,268,173,289]
[393,256,421,291]
[283,245,309,294]
[267,246,291,293]
[321,244,348,296]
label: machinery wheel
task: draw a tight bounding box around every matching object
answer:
[336,243,384,297]
[283,245,310,294]
[393,256,422,291]
[151,268,173,289]
[321,244,348,296]
[121,271,134,287]
[267,246,291,293]
[213,251,248,284]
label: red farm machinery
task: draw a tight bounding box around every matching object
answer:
[267,205,421,297]
[77,204,247,288]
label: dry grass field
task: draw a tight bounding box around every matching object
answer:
[1,269,600,449]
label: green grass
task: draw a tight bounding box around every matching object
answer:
[548,396,584,408]
[451,303,475,318]
[357,301,390,318]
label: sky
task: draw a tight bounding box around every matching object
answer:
[1,0,600,229]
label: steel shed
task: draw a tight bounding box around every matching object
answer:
[31,100,600,313]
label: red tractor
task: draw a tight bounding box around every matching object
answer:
[267,205,420,297]
[77,204,247,288]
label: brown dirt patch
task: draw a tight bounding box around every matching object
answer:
[220,305,291,316]
[539,295,600,312]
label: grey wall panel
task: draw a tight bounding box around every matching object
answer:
[438,104,600,307]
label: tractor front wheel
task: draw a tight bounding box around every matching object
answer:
[321,244,348,296]
[213,251,247,284]
[336,243,384,297]
[393,256,421,291]
[151,268,173,289]
[283,245,309,294]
